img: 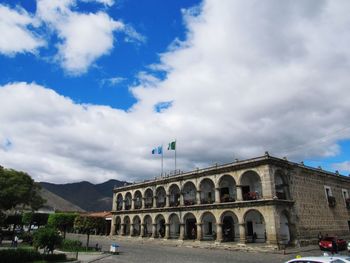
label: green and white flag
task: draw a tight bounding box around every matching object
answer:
[168,141,176,150]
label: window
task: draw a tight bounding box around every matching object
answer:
[324,186,336,207]
[324,186,332,198]
[342,189,349,200]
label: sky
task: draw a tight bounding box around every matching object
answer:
[1,0,350,184]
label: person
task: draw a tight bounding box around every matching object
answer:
[13,235,18,248]
[191,227,196,239]
[331,238,338,255]
[318,232,323,241]
[252,232,257,243]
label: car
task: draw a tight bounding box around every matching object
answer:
[286,255,350,263]
[319,237,347,251]
[347,241,350,252]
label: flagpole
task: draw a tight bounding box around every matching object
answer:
[175,139,177,173]
[161,144,164,177]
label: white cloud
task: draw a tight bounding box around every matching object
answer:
[100,76,126,87]
[81,0,115,7]
[0,4,45,55]
[332,161,350,175]
[2,1,350,183]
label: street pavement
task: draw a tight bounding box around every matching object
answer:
[66,233,349,263]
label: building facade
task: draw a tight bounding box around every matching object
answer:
[110,154,350,247]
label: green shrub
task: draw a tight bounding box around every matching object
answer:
[20,231,33,244]
[33,227,62,253]
[60,239,82,251]
[0,248,41,263]
[42,253,67,261]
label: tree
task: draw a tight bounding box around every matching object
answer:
[74,215,105,249]
[48,213,77,239]
[22,212,49,232]
[0,166,45,212]
[33,227,62,254]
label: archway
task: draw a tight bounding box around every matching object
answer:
[144,188,153,208]
[125,192,132,210]
[201,212,216,240]
[123,216,130,235]
[220,211,239,242]
[200,179,215,204]
[143,215,152,237]
[279,211,291,244]
[169,184,180,207]
[115,216,121,235]
[219,175,236,202]
[156,187,166,208]
[116,194,123,210]
[244,210,266,243]
[133,216,141,236]
[155,214,165,238]
[183,213,197,239]
[240,171,262,200]
[169,213,180,239]
[134,190,142,209]
[275,170,290,200]
[183,182,197,205]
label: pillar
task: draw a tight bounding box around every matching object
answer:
[166,194,170,207]
[123,200,126,210]
[141,197,145,209]
[239,223,246,243]
[131,198,135,210]
[196,190,201,204]
[216,223,223,242]
[110,216,116,236]
[196,223,203,241]
[130,224,134,236]
[153,196,157,208]
[152,223,157,238]
[236,185,243,201]
[140,224,145,237]
[215,188,221,203]
[179,223,185,240]
[180,193,184,206]
[165,223,170,239]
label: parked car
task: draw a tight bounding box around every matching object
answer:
[286,256,350,263]
[319,237,347,251]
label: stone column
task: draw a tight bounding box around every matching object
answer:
[153,196,157,208]
[215,223,223,242]
[131,198,135,210]
[121,223,126,236]
[141,197,145,209]
[179,223,185,240]
[196,223,203,241]
[123,200,126,210]
[165,194,169,207]
[180,193,184,206]
[110,216,116,236]
[236,185,243,201]
[196,190,201,204]
[239,223,246,243]
[165,223,170,239]
[152,223,157,238]
[140,224,145,237]
[215,188,221,203]
[130,224,135,236]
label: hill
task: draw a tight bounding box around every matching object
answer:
[39,188,85,212]
[40,179,128,212]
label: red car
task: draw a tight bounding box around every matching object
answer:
[319,237,347,251]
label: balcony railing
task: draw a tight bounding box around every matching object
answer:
[184,200,196,206]
[134,201,142,209]
[169,200,180,207]
[328,196,336,207]
[144,203,153,208]
[243,191,259,201]
[220,194,235,203]
[201,199,215,204]
[276,192,286,200]
[125,204,131,210]
[157,201,166,208]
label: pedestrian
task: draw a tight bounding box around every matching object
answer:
[13,235,18,248]
[318,232,323,241]
[331,238,338,255]
[191,227,196,239]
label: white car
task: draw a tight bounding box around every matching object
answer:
[286,256,350,263]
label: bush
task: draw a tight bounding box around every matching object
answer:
[33,227,62,253]
[20,231,33,244]
[60,239,82,251]
[0,249,41,263]
[42,253,67,261]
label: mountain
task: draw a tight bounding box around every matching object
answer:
[40,179,128,212]
[39,188,85,212]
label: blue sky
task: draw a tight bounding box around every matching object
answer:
[0,0,350,183]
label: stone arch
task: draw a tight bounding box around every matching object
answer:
[123,216,131,235]
[220,211,239,242]
[115,216,121,235]
[244,209,266,243]
[279,210,292,244]
[155,214,166,238]
[275,170,290,200]
[199,178,215,204]
[240,171,262,200]
[169,184,181,207]
[134,190,142,209]
[156,186,166,208]
[116,193,123,210]
[125,192,132,210]
[143,215,152,237]
[144,188,153,208]
[183,212,197,239]
[168,213,180,239]
[218,175,237,202]
[182,181,197,205]
[132,215,141,236]
[200,211,216,240]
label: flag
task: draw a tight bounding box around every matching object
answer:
[168,141,176,150]
[152,146,163,154]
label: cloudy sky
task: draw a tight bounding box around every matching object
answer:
[1,0,350,184]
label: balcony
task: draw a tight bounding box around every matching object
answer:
[243,191,259,201]
[169,200,180,207]
[144,203,153,208]
[220,194,235,203]
[276,192,287,200]
[134,201,142,209]
[328,196,336,207]
[125,204,131,210]
[201,198,215,204]
[157,201,166,208]
[184,200,196,206]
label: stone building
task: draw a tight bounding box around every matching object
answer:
[110,153,350,247]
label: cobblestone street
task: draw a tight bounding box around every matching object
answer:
[67,234,340,263]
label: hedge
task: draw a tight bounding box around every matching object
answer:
[0,249,67,263]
